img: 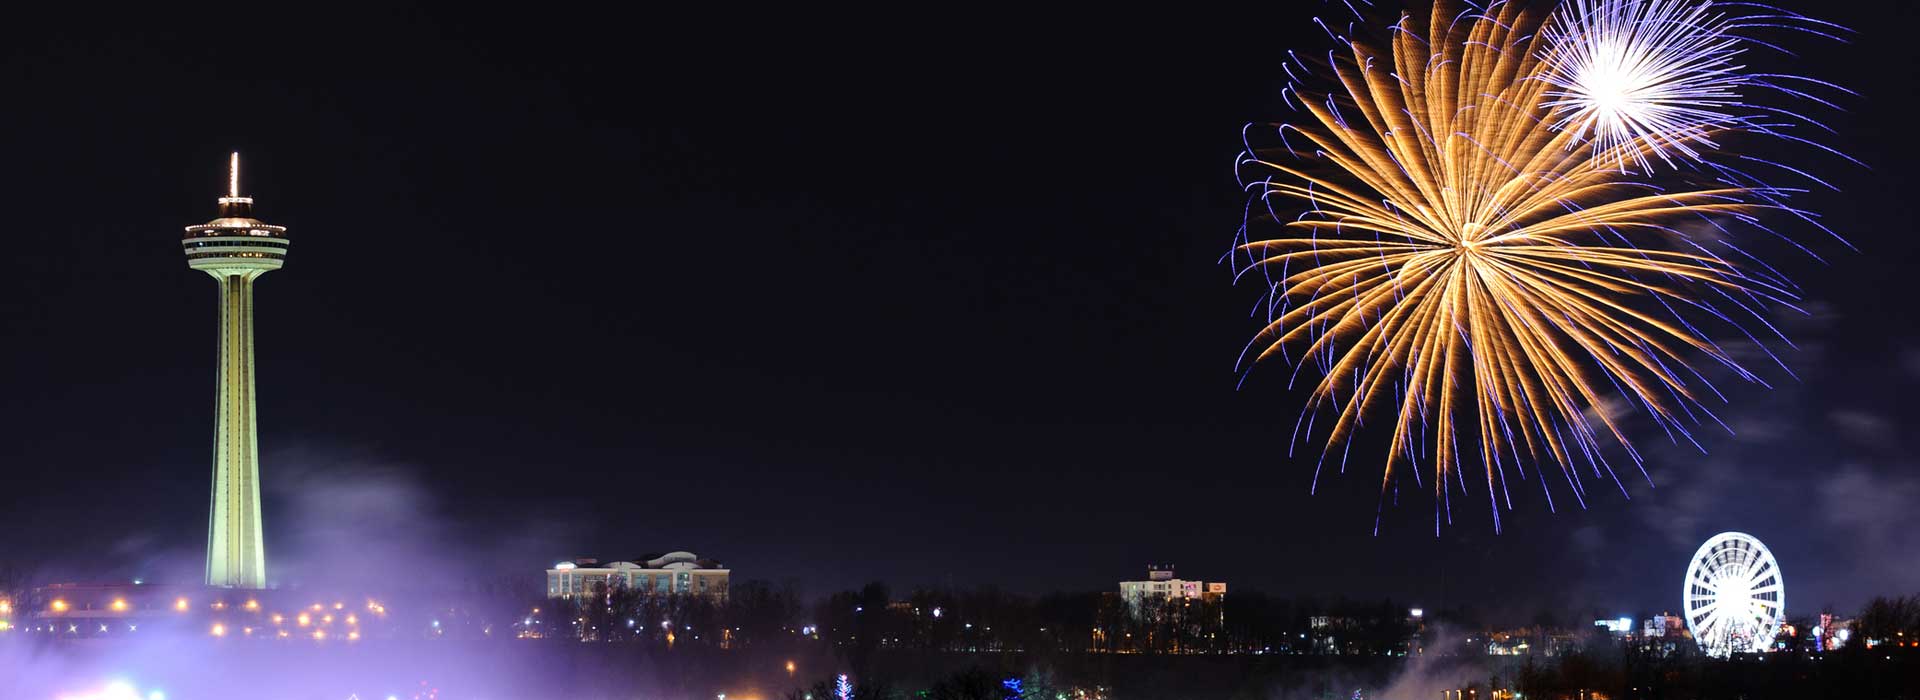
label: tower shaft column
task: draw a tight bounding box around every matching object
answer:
[206,271,266,589]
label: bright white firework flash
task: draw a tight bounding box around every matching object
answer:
[1541,0,1747,171]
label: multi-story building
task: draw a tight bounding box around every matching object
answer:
[545,552,729,600]
[1643,612,1685,639]
[1117,565,1225,610]
[1113,565,1227,653]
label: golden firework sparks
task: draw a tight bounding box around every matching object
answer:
[1235,2,1814,531]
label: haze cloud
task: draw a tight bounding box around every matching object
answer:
[264,443,584,591]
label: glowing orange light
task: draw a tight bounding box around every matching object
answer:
[0,600,11,614]
[211,623,227,637]
[786,661,796,675]
[346,614,358,625]
[347,630,361,641]
[245,599,260,611]
[50,600,68,613]
[297,613,311,627]
[110,599,128,612]
[312,629,327,641]
[322,614,334,624]
[174,598,189,612]
[271,614,284,624]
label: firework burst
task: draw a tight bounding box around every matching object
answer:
[1234,1,1833,531]
[1539,0,1745,170]
[1539,0,1851,172]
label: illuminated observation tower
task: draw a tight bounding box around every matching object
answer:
[183,153,289,589]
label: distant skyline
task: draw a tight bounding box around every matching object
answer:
[0,3,1915,622]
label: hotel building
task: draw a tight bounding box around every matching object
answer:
[545,551,729,600]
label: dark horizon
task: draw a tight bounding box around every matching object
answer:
[0,2,1916,624]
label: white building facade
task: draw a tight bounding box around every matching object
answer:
[546,552,729,600]
[1118,565,1225,609]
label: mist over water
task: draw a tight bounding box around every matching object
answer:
[0,447,619,700]
[0,636,844,699]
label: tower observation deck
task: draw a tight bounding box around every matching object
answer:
[184,153,288,589]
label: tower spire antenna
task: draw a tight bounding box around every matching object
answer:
[229,151,241,199]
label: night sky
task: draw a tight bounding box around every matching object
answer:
[0,4,1915,622]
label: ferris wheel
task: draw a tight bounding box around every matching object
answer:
[1682,531,1784,657]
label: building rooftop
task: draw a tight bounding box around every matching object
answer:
[550,551,726,571]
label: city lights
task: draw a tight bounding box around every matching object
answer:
[51,599,68,612]
[210,623,226,637]
[173,598,188,612]
[110,598,128,612]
